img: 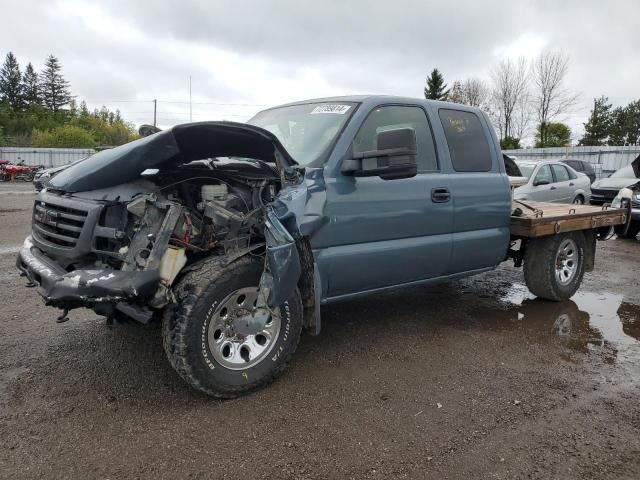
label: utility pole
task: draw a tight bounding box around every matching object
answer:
[153,99,157,127]
[189,76,193,122]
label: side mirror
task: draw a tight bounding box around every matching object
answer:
[534,179,550,186]
[342,127,417,180]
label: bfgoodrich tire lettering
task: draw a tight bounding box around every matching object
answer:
[162,255,303,398]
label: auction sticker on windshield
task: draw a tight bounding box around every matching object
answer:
[311,104,351,114]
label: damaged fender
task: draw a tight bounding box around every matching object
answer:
[259,168,328,334]
[262,210,301,307]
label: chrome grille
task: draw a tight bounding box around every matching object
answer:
[33,200,88,248]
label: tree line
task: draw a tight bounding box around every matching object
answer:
[423,52,640,149]
[0,52,137,148]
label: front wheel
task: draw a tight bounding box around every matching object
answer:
[162,255,303,398]
[523,232,586,301]
[572,195,585,205]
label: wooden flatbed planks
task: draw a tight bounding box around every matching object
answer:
[510,200,628,238]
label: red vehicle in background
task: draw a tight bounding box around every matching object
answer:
[0,160,42,182]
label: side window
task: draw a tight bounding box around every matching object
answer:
[353,105,438,172]
[438,109,492,172]
[552,164,571,182]
[534,165,553,185]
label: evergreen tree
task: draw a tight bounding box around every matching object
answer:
[68,98,78,117]
[424,68,450,101]
[22,62,40,106]
[579,96,612,146]
[39,54,71,112]
[79,100,89,116]
[608,100,640,146]
[0,52,24,109]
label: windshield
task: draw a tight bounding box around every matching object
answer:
[247,102,356,166]
[611,165,638,179]
[516,162,536,179]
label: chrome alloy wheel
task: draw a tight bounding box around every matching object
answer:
[555,238,578,286]
[207,287,281,370]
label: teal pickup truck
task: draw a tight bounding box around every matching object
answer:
[17,96,626,397]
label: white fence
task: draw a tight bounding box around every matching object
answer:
[503,146,640,179]
[0,147,96,167]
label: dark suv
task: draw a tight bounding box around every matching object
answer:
[561,158,596,184]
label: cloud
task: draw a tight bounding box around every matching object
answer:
[0,0,638,139]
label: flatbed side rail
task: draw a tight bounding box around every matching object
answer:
[510,200,628,238]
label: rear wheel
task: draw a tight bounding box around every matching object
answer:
[572,195,585,205]
[162,255,303,398]
[523,232,586,301]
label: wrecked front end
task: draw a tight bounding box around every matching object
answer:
[16,121,308,323]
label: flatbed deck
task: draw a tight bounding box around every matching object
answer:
[510,200,628,238]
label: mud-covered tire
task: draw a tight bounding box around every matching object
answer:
[162,255,303,398]
[523,232,586,301]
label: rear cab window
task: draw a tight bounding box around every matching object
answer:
[438,109,492,172]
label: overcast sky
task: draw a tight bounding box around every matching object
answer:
[1,0,637,143]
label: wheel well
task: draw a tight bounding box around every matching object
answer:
[296,237,317,330]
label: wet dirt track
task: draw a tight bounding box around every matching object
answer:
[1,183,640,479]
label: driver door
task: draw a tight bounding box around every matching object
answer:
[314,105,453,299]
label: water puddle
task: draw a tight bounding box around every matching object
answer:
[478,284,640,366]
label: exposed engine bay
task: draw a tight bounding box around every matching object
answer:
[17,122,308,325]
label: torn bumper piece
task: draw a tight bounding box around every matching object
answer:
[16,237,160,309]
[263,211,301,307]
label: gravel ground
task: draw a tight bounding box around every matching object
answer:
[1,183,640,479]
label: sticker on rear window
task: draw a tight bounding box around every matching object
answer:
[311,104,351,114]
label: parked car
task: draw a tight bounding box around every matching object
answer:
[561,158,596,184]
[590,159,640,205]
[611,156,640,239]
[16,95,621,398]
[513,160,591,204]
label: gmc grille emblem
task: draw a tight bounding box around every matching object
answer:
[40,209,57,226]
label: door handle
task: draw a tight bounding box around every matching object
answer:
[569,182,575,186]
[431,188,450,203]
[550,186,557,190]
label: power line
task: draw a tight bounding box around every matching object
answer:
[82,98,267,107]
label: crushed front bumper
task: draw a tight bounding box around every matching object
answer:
[16,236,161,310]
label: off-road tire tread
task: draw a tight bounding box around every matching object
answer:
[162,255,303,398]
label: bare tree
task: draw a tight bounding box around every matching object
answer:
[463,78,489,108]
[448,80,466,104]
[513,91,533,142]
[532,51,579,147]
[489,57,529,142]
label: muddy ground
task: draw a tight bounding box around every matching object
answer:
[1,182,639,479]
